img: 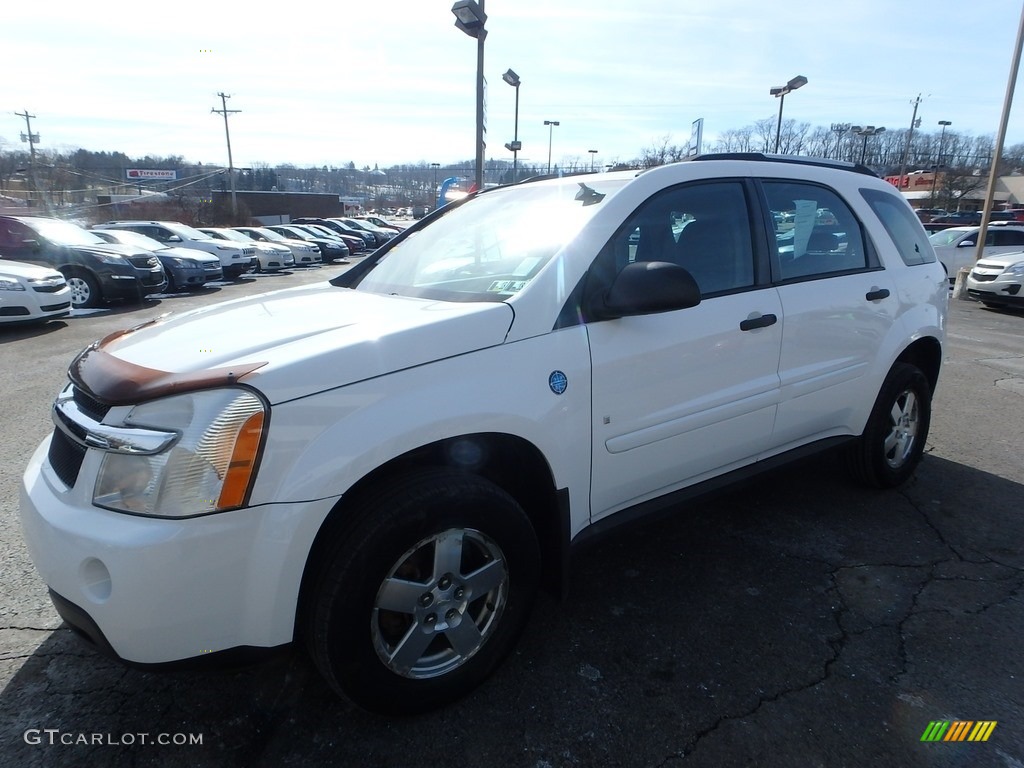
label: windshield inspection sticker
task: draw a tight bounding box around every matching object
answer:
[549,371,568,395]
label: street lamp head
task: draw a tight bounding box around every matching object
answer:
[938,120,952,127]
[451,0,486,38]
[770,75,808,98]
[544,120,560,127]
[502,69,520,88]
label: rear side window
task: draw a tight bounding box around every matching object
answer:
[763,181,869,281]
[860,188,936,266]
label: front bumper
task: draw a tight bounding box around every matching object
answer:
[19,435,338,664]
[966,272,1024,305]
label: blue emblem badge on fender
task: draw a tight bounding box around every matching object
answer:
[549,371,568,395]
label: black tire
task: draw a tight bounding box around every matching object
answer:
[61,269,101,308]
[306,469,540,714]
[848,363,931,488]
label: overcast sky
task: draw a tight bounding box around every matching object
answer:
[4,0,1024,171]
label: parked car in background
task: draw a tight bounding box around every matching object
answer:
[0,257,72,324]
[92,229,222,291]
[928,223,1024,280]
[93,221,255,280]
[197,228,294,272]
[966,251,1024,308]
[266,225,348,263]
[292,217,374,251]
[0,216,165,308]
[353,215,404,233]
[231,227,322,266]
[336,217,394,247]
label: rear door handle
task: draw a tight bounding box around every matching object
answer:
[739,313,778,331]
[865,288,890,301]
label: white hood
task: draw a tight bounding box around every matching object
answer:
[101,281,515,403]
[0,259,63,280]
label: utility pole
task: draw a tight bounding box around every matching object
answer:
[211,93,241,220]
[15,110,40,205]
[896,94,923,194]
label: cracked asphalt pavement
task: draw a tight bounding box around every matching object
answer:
[2,271,1022,767]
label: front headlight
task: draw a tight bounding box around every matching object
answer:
[168,257,194,267]
[0,277,26,291]
[90,251,125,264]
[1004,263,1024,276]
[215,244,239,252]
[93,388,267,517]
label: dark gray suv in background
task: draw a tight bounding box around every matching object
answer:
[0,216,165,308]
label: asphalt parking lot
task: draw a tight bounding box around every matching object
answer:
[1,273,1022,768]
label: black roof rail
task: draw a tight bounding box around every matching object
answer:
[689,152,878,178]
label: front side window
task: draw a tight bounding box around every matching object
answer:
[351,179,627,302]
[588,180,756,303]
[764,181,868,280]
[991,229,1024,246]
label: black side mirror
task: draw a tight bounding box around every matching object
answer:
[600,261,702,319]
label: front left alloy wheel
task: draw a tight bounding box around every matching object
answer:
[306,469,540,714]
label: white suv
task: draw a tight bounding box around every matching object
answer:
[93,220,255,280]
[20,155,947,714]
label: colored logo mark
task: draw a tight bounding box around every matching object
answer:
[548,370,568,395]
[920,721,997,742]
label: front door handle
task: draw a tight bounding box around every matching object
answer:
[739,313,778,331]
[865,288,890,301]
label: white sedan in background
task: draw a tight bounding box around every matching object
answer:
[198,228,295,272]
[231,226,321,266]
[0,258,72,324]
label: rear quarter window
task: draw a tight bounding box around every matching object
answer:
[860,188,936,266]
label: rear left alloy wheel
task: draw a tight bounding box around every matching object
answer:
[307,469,540,714]
[848,362,932,488]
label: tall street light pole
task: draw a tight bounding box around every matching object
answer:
[430,162,440,208]
[502,69,521,184]
[930,120,952,208]
[770,75,807,154]
[211,93,241,220]
[829,122,850,160]
[588,149,598,172]
[544,120,560,174]
[451,0,487,193]
[972,2,1024,277]
[851,125,885,165]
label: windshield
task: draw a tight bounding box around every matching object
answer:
[207,229,251,242]
[352,178,626,302]
[28,218,107,246]
[99,229,167,251]
[253,228,287,242]
[928,228,970,246]
[167,222,212,241]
